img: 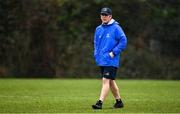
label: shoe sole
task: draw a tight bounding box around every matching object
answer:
[114,106,124,108]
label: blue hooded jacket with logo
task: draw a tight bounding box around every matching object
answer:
[94,19,127,68]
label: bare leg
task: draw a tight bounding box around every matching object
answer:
[110,80,121,99]
[99,78,110,101]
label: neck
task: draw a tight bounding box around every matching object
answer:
[102,19,114,25]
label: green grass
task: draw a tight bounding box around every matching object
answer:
[0,79,179,113]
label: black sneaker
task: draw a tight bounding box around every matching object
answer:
[113,101,124,108]
[92,100,102,109]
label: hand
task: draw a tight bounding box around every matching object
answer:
[109,52,114,58]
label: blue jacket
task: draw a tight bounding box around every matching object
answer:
[94,19,127,68]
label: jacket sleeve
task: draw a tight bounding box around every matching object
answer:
[112,26,127,56]
[94,29,98,56]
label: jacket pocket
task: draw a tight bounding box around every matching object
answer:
[103,52,113,61]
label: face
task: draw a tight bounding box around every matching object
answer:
[100,13,112,24]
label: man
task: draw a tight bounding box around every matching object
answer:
[92,7,127,109]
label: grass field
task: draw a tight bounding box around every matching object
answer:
[0,79,179,113]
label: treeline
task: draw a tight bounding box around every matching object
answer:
[0,0,179,79]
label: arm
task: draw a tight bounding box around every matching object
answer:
[94,30,98,56]
[112,26,127,56]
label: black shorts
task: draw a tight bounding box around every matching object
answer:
[100,66,117,80]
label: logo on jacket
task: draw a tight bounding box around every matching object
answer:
[106,33,110,38]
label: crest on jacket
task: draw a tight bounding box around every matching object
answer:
[106,33,110,38]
